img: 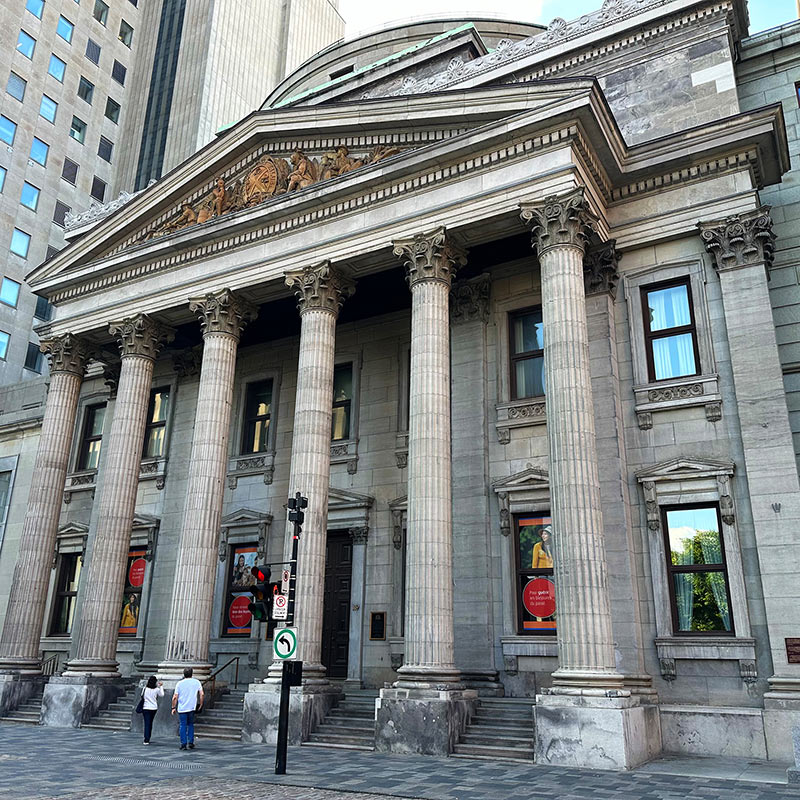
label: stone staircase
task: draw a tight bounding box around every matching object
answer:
[81,682,139,732]
[452,697,536,762]
[0,684,44,725]
[194,687,245,742]
[303,689,377,751]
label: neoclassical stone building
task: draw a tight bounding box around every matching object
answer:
[1,0,799,769]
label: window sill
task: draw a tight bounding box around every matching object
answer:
[139,457,167,490]
[633,373,721,429]
[495,397,546,444]
[227,451,275,489]
[63,470,96,504]
[654,636,756,683]
[331,438,358,474]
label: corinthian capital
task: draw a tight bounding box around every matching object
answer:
[285,262,355,316]
[520,188,596,255]
[451,273,490,325]
[392,226,467,290]
[583,240,621,298]
[109,314,175,360]
[189,288,258,340]
[40,333,92,377]
[698,208,775,272]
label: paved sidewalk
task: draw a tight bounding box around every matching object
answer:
[0,724,795,800]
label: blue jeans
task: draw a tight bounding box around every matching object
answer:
[178,711,195,745]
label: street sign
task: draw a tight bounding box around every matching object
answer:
[281,568,290,595]
[273,593,288,620]
[273,627,297,660]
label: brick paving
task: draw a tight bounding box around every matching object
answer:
[0,724,796,800]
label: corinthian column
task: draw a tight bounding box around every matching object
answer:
[392,227,466,687]
[520,189,622,690]
[160,289,257,678]
[283,262,354,681]
[65,315,173,677]
[0,335,90,673]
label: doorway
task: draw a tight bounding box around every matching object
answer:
[321,530,352,678]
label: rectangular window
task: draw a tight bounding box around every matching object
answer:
[53,200,70,227]
[0,278,21,307]
[78,403,105,470]
[510,307,545,400]
[642,279,700,381]
[119,548,146,636]
[93,0,109,24]
[50,554,82,636]
[34,295,53,321]
[48,54,66,82]
[61,157,78,184]
[223,543,259,637]
[39,94,58,123]
[0,331,9,360]
[85,38,101,64]
[57,16,74,43]
[111,60,126,86]
[0,116,17,146]
[7,72,26,102]
[10,229,31,259]
[796,82,800,108]
[119,20,133,47]
[331,363,352,441]
[241,380,272,454]
[142,387,170,458]
[24,342,44,373]
[97,136,113,162]
[104,97,120,123]
[90,175,106,201]
[17,31,36,59]
[663,504,733,635]
[26,0,45,19]
[0,470,11,524]
[20,182,40,211]
[0,166,5,192]
[515,514,555,635]
[30,136,49,165]
[77,76,94,104]
[69,116,86,144]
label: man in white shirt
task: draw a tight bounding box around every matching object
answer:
[171,667,204,750]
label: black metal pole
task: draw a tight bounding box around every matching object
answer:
[275,660,290,774]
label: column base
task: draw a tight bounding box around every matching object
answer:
[394,665,463,690]
[551,668,626,691]
[534,691,661,770]
[41,675,125,728]
[0,673,45,717]
[241,681,341,744]
[156,661,213,682]
[0,657,43,676]
[461,669,504,697]
[62,658,121,678]
[375,686,477,756]
[763,679,800,761]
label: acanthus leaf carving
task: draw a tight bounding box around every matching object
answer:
[285,262,355,316]
[40,333,92,377]
[647,384,703,403]
[584,240,621,297]
[392,226,467,289]
[189,288,258,340]
[108,314,174,360]
[451,273,490,325]
[698,208,776,272]
[520,188,596,255]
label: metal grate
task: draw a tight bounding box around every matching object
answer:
[84,756,202,771]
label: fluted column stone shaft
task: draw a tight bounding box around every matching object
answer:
[521,191,621,689]
[161,290,257,677]
[0,335,90,673]
[393,227,466,687]
[66,315,173,677]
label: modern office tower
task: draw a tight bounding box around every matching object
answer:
[0,0,344,386]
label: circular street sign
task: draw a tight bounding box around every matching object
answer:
[274,627,298,660]
[228,596,251,628]
[523,577,556,618]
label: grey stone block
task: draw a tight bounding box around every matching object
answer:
[40,676,124,728]
[0,674,43,717]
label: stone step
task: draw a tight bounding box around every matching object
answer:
[194,724,241,740]
[329,707,373,718]
[459,731,532,746]
[465,724,532,739]
[0,715,38,725]
[82,722,129,731]
[196,716,243,728]
[302,740,374,752]
[315,722,374,735]
[452,743,533,761]
[97,711,132,721]
[4,710,40,721]
[323,715,375,729]
[106,703,135,711]
[18,703,43,712]
[470,717,531,730]
[473,710,531,721]
[307,732,375,747]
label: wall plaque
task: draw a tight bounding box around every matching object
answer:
[370,611,386,641]
[787,638,800,664]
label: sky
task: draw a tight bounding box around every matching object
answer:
[337,0,798,38]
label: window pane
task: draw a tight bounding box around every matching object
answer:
[20,182,40,211]
[672,572,731,633]
[144,427,165,458]
[0,278,20,307]
[24,342,43,373]
[119,20,133,46]
[0,116,17,146]
[0,331,9,360]
[242,380,272,454]
[77,77,94,103]
[34,295,52,320]
[111,60,126,85]
[70,117,86,144]
[7,72,26,102]
[245,381,272,419]
[57,16,74,43]
[40,94,58,123]
[0,166,5,192]
[0,471,11,517]
[647,284,691,332]
[26,0,45,19]
[87,405,105,437]
[10,229,31,259]
[53,200,70,227]
[53,593,77,635]
[61,157,78,184]
[651,333,697,380]
[65,555,82,593]
[30,137,49,165]
[105,97,120,123]
[150,389,170,423]
[514,355,545,399]
[93,0,109,24]
[48,54,66,82]
[331,405,350,441]
[17,31,36,59]
[333,364,352,401]
[85,38,101,64]
[98,136,113,162]
[666,506,723,566]
[512,310,544,354]
[90,176,106,201]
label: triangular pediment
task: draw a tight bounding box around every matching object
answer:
[388,495,407,511]
[635,457,735,482]
[132,512,160,530]
[328,487,375,510]
[492,465,549,493]
[221,508,273,526]
[57,521,89,536]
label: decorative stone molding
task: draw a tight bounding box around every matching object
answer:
[637,411,653,430]
[139,457,167,490]
[64,186,149,232]
[189,288,258,340]
[388,496,406,551]
[503,655,519,676]
[495,398,546,442]
[659,658,676,682]
[392,226,467,289]
[390,653,404,671]
[330,438,358,474]
[648,383,703,402]
[131,513,160,563]
[655,637,759,685]
[394,433,408,469]
[698,208,776,273]
[349,526,369,545]
[497,428,511,444]
[63,470,97,504]
[285,261,355,316]
[219,509,273,562]
[450,273,490,325]
[633,374,722,425]
[717,474,735,526]
[705,402,722,423]
[584,240,621,298]
[520,188,596,254]
[496,492,511,537]
[40,333,92,377]
[54,522,89,568]
[102,360,121,399]
[491,465,550,537]
[109,314,174,360]
[172,345,203,379]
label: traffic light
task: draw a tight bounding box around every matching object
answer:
[248,565,272,622]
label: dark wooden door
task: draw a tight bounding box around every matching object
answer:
[321,531,352,679]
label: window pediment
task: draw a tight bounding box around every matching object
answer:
[636,457,734,483]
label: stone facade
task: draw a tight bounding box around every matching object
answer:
[1,0,799,770]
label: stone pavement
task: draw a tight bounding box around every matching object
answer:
[0,724,797,800]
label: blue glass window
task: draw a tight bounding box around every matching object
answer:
[0,166,6,193]
[642,281,699,381]
[0,277,21,306]
[10,230,31,259]
[0,331,9,360]
[20,182,40,211]
[69,117,86,144]
[17,31,36,59]
[7,73,26,102]
[26,0,45,18]
[40,95,58,123]
[30,137,49,165]
[57,16,74,43]
[48,54,66,82]
[0,117,17,146]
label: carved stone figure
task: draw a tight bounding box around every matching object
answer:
[211,177,229,217]
[365,145,399,165]
[240,155,290,206]
[287,150,318,192]
[333,145,363,176]
[159,203,197,235]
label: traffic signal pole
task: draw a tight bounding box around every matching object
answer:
[275,492,306,776]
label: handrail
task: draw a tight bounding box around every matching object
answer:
[41,653,60,677]
[201,656,240,709]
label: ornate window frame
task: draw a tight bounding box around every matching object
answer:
[44,522,88,641]
[635,458,756,684]
[394,340,410,469]
[329,351,362,474]
[388,494,406,672]
[64,390,108,504]
[623,259,721,430]
[138,377,177,491]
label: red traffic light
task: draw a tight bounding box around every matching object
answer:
[251,565,270,583]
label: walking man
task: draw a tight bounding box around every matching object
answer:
[171,667,204,750]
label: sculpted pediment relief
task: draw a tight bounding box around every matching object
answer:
[635,457,735,482]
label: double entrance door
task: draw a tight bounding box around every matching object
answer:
[321,530,351,679]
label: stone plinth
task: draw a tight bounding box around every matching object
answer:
[0,673,45,718]
[241,681,341,744]
[534,692,660,770]
[375,686,477,756]
[788,726,799,784]
[763,684,800,761]
[40,675,124,728]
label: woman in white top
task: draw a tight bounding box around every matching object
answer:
[142,675,164,744]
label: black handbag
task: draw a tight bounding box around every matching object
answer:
[135,692,144,714]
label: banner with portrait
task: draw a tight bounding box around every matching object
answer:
[119,548,147,636]
[515,515,556,634]
[224,544,258,636]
